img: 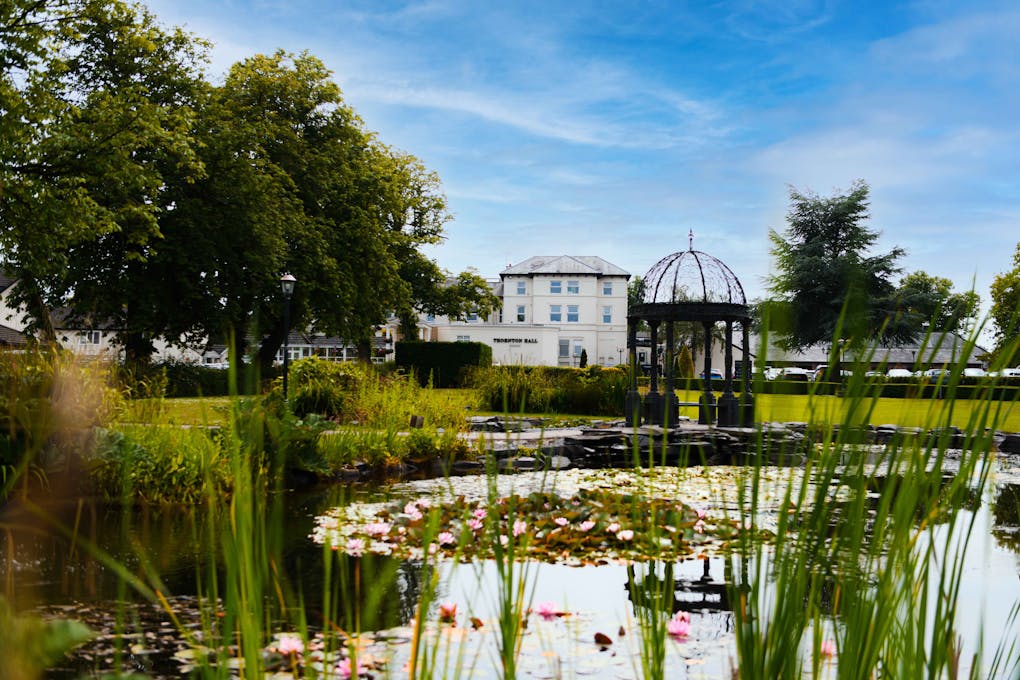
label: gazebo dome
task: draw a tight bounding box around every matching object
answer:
[642,249,746,306]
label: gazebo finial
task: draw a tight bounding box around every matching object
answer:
[688,228,694,251]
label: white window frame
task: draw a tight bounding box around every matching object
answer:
[456,334,471,342]
[516,281,526,295]
[567,280,579,295]
[602,305,612,323]
[550,280,562,294]
[573,341,583,357]
[78,330,101,345]
[516,305,526,322]
[567,304,579,322]
[602,281,613,296]
[558,339,570,358]
[549,305,562,322]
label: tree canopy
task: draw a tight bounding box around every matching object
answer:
[892,271,979,338]
[766,181,906,350]
[1,5,490,367]
[989,243,1020,364]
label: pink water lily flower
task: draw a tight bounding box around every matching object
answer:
[512,520,527,536]
[693,519,706,533]
[346,538,365,556]
[437,531,456,545]
[819,639,837,657]
[276,633,304,655]
[473,507,487,520]
[578,520,596,532]
[438,601,458,623]
[534,601,558,619]
[617,529,634,541]
[336,656,366,678]
[667,617,690,638]
[468,518,484,531]
[606,522,620,533]
[364,522,391,537]
[554,517,569,527]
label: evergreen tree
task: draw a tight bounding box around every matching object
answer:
[767,181,906,350]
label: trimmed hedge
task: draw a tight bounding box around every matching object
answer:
[395,341,492,388]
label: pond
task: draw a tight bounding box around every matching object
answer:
[3,455,1020,678]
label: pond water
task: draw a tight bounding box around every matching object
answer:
[3,458,1020,678]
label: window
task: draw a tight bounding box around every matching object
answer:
[603,281,613,296]
[456,335,471,342]
[550,280,562,294]
[567,305,579,322]
[549,305,562,322]
[602,306,612,323]
[465,311,478,322]
[78,330,101,345]
[567,280,579,294]
[516,305,526,322]
[573,341,583,357]
[425,313,435,322]
[559,339,570,358]
[516,281,526,295]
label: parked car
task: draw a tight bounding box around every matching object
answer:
[762,366,783,380]
[778,367,811,381]
[963,367,987,377]
[886,368,914,378]
[699,368,724,380]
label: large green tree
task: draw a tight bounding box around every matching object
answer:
[151,51,487,368]
[989,243,1020,363]
[0,0,205,351]
[766,181,906,349]
[893,271,980,337]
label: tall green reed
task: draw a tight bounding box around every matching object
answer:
[731,321,1015,679]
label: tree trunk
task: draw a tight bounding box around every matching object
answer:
[257,319,286,374]
[123,332,154,365]
[19,273,58,346]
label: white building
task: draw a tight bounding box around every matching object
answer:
[427,256,630,367]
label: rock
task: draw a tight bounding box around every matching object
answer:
[999,433,1020,454]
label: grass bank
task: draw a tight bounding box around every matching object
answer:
[130,389,1020,433]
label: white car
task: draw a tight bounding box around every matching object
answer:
[886,368,914,378]
[962,367,986,377]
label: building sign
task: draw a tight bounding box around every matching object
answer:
[492,338,538,344]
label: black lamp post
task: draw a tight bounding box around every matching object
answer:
[280,273,296,400]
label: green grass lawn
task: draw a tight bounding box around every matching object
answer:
[125,389,1020,432]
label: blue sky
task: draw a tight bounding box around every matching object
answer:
[146,0,1019,320]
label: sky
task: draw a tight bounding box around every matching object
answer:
[145,0,1019,322]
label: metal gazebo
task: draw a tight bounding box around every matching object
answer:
[625,239,754,427]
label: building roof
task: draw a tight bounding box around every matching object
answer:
[757,331,988,368]
[0,274,15,294]
[0,323,28,347]
[500,255,629,278]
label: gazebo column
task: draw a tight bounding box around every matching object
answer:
[625,319,642,425]
[643,320,662,425]
[717,321,739,427]
[699,321,717,425]
[740,320,756,426]
[664,321,678,427]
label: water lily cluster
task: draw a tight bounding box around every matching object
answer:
[263,632,373,678]
[311,488,742,564]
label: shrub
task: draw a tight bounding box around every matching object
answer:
[472,365,629,415]
[283,358,371,422]
[88,425,231,504]
[1,349,122,496]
